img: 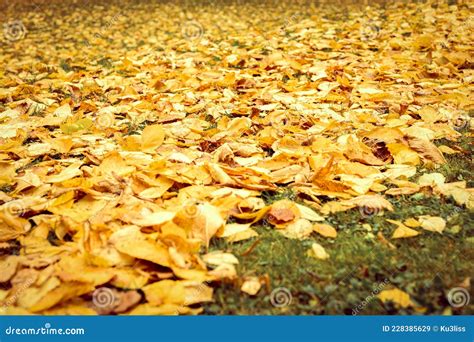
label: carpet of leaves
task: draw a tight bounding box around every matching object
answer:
[0,0,472,315]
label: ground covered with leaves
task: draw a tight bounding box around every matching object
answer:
[0,0,473,315]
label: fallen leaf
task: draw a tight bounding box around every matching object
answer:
[418,216,446,234]
[202,251,239,266]
[378,288,414,308]
[280,218,314,240]
[267,200,300,228]
[110,226,171,267]
[141,124,165,152]
[241,277,262,295]
[418,173,446,187]
[312,223,337,238]
[388,219,420,239]
[405,136,446,164]
[0,256,19,282]
[307,243,330,260]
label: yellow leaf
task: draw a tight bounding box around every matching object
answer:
[141,124,165,152]
[49,191,75,210]
[349,194,394,215]
[142,280,186,306]
[131,211,175,227]
[0,255,18,282]
[406,136,446,164]
[0,162,16,185]
[388,219,420,239]
[387,143,420,166]
[30,282,94,312]
[378,288,414,308]
[307,242,330,260]
[280,218,314,240]
[110,226,171,267]
[53,103,72,120]
[44,161,83,183]
[109,269,149,289]
[339,174,374,194]
[174,202,225,247]
[418,215,446,234]
[418,173,445,187]
[313,223,337,238]
[56,256,114,286]
[403,218,421,228]
[217,223,258,243]
[295,203,324,221]
[184,282,213,305]
[60,118,93,134]
[202,251,239,266]
[98,151,135,176]
[241,277,261,296]
[436,182,473,209]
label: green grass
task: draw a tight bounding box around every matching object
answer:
[204,134,473,315]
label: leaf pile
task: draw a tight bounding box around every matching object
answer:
[0,0,472,314]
